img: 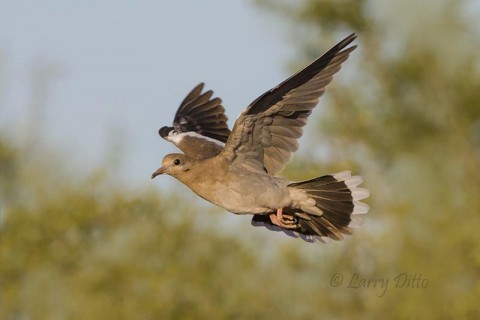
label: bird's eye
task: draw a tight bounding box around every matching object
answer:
[173,159,181,166]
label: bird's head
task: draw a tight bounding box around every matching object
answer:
[151,153,192,179]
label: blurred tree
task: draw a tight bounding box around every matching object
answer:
[256,0,480,318]
[2,1,480,319]
[0,136,291,319]
[0,58,290,319]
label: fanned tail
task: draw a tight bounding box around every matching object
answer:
[251,171,369,244]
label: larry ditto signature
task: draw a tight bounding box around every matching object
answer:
[330,273,428,297]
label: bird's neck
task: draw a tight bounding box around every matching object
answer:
[174,156,226,194]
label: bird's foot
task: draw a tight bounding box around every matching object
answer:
[269,208,299,229]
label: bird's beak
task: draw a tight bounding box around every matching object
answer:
[151,166,167,179]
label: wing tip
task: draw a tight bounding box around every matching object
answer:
[159,126,173,139]
[341,33,357,47]
[334,33,357,57]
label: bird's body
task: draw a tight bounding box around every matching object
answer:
[152,34,369,243]
[161,154,292,215]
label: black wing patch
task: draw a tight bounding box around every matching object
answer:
[159,83,230,143]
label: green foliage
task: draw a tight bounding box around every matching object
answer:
[0,137,261,319]
[0,137,366,319]
[2,0,480,318]
[259,0,480,318]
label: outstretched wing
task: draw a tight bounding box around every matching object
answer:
[221,34,357,174]
[159,83,231,160]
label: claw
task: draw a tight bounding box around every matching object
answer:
[269,208,299,229]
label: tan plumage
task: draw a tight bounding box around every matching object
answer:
[153,34,369,243]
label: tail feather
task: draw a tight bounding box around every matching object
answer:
[251,171,369,244]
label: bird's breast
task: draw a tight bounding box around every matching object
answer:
[186,169,291,215]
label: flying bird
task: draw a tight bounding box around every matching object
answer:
[152,33,369,243]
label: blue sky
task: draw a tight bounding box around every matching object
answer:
[0,1,293,187]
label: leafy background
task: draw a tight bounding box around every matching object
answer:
[1,0,480,318]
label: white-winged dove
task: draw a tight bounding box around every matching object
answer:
[152,34,369,243]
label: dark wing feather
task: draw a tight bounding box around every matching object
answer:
[221,34,357,174]
[159,83,231,160]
